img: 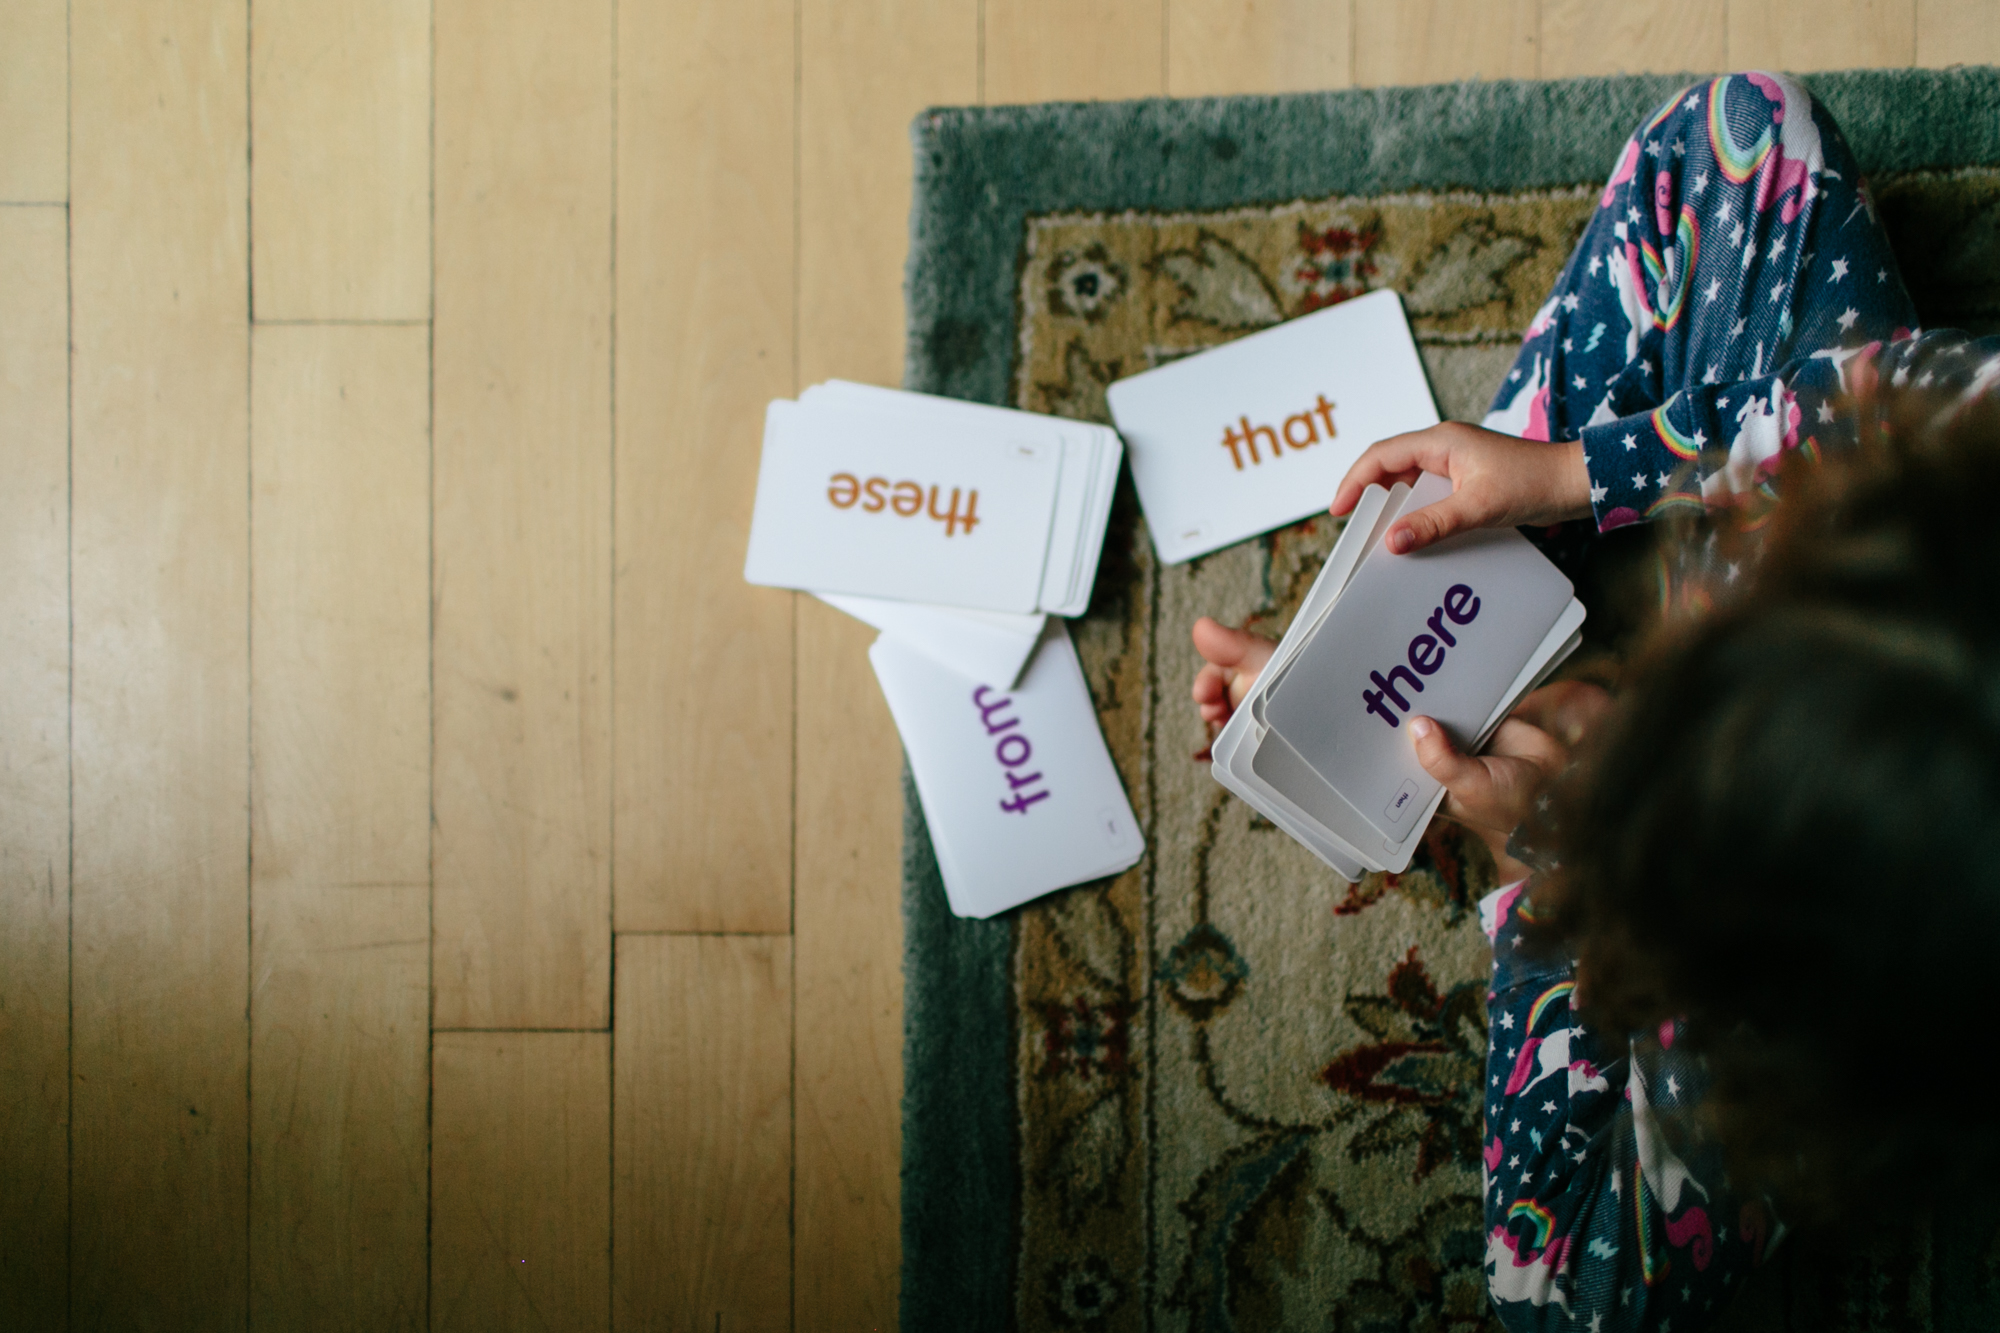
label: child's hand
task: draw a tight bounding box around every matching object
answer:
[1330,422,1594,555]
[1190,617,1277,726]
[1408,680,1613,878]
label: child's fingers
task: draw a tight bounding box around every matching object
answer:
[1408,716,1488,798]
[1190,616,1268,671]
[1385,487,1502,555]
[1330,431,1453,515]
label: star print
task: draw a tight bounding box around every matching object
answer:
[1591,1315,1604,1333]
[1693,170,1708,193]
[1628,206,1643,225]
[1535,794,1550,811]
[1586,253,1602,276]
[1573,374,1587,390]
[1499,1011,1516,1029]
[1657,472,1672,489]
[1509,368,1521,380]
[1622,433,1637,451]
[1562,337,1574,352]
[1716,396,1728,409]
[1691,428,1705,445]
[1718,199,1733,223]
[1702,365,1720,383]
[1703,278,1721,302]
[1893,365,1911,386]
[1837,306,1860,331]
[1729,316,1746,338]
[1878,267,1889,282]
[1563,293,1581,311]
[1632,472,1648,489]
[1684,93,1701,110]
[1492,1075,1500,1085]
[1611,1174,1623,1196]
[1770,235,1786,258]
[1682,1285,1692,1301]
[1830,257,1849,281]
[1918,369,1936,387]
[1813,399,1831,423]
[1741,238,1758,267]
[1522,1170,1535,1183]
[1510,1119,1522,1132]
[1672,138,1685,156]
[1666,1075,1680,1096]
[1573,1149,1588,1163]
[1541,1100,1558,1114]
[1590,481,1607,504]
[1646,138,1661,156]
[1770,279,1786,303]
[1509,1154,1520,1167]
[1641,359,1653,375]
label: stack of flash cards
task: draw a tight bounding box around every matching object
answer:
[1209,473,1586,882]
[743,382,1141,917]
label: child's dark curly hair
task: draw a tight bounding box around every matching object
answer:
[1529,339,2000,1223]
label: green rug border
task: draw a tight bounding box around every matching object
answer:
[897,66,2000,1330]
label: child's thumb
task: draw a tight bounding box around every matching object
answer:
[1387,492,1481,554]
[1409,716,1484,796]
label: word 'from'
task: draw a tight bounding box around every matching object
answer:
[973,685,1050,813]
[828,472,980,536]
[1221,395,1337,471]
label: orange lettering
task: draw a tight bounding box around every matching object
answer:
[828,472,861,507]
[1282,412,1318,448]
[862,476,888,511]
[891,480,923,516]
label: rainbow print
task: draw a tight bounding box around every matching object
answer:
[1638,209,1700,331]
[1651,403,1702,460]
[1510,1197,1557,1252]
[1706,75,1776,185]
[1527,981,1574,1032]
[1643,491,1706,520]
[1635,1163,1672,1286]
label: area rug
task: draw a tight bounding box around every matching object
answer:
[899,68,2000,1333]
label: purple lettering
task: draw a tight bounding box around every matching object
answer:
[1408,634,1443,675]
[1370,665,1424,710]
[1363,689,1401,727]
[1001,790,1052,814]
[972,685,1019,735]
[972,686,1052,814]
[995,734,1032,767]
[1426,606,1457,647]
[1004,769,1044,790]
[1444,583,1480,625]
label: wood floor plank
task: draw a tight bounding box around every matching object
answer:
[791,601,906,1330]
[791,4,978,1321]
[1539,0,1725,78]
[1917,0,2000,66]
[70,0,251,1321]
[1166,0,1353,96]
[432,1033,611,1331]
[0,0,65,201]
[250,0,430,320]
[249,325,430,1330]
[0,205,70,1324]
[1727,0,1916,71]
[984,0,1166,103]
[433,0,613,1028]
[1353,0,1539,85]
[614,934,792,1331]
[613,0,796,934]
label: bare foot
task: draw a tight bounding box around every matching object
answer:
[1190,617,1278,726]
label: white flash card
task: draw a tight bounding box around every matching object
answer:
[816,592,1045,689]
[744,399,1062,613]
[1260,473,1575,842]
[1105,289,1439,565]
[871,622,1144,919]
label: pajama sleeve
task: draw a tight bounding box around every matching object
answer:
[1480,884,1777,1333]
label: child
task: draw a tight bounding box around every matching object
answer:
[1192,73,2000,1330]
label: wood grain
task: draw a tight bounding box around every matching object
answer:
[1539,0,1726,78]
[0,0,66,201]
[69,0,250,1322]
[1727,0,1917,71]
[1917,0,2000,65]
[614,934,792,1330]
[613,0,796,933]
[433,0,613,1028]
[791,5,979,1320]
[985,0,1166,103]
[432,1033,611,1331]
[1167,0,1353,96]
[1354,0,1540,85]
[792,600,907,1330]
[248,325,430,1330]
[250,0,431,321]
[0,204,69,1323]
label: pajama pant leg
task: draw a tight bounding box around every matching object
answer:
[1482,73,1920,529]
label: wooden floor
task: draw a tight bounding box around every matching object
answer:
[0,1,1990,1327]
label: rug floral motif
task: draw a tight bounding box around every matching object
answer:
[1001,172,2000,1333]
